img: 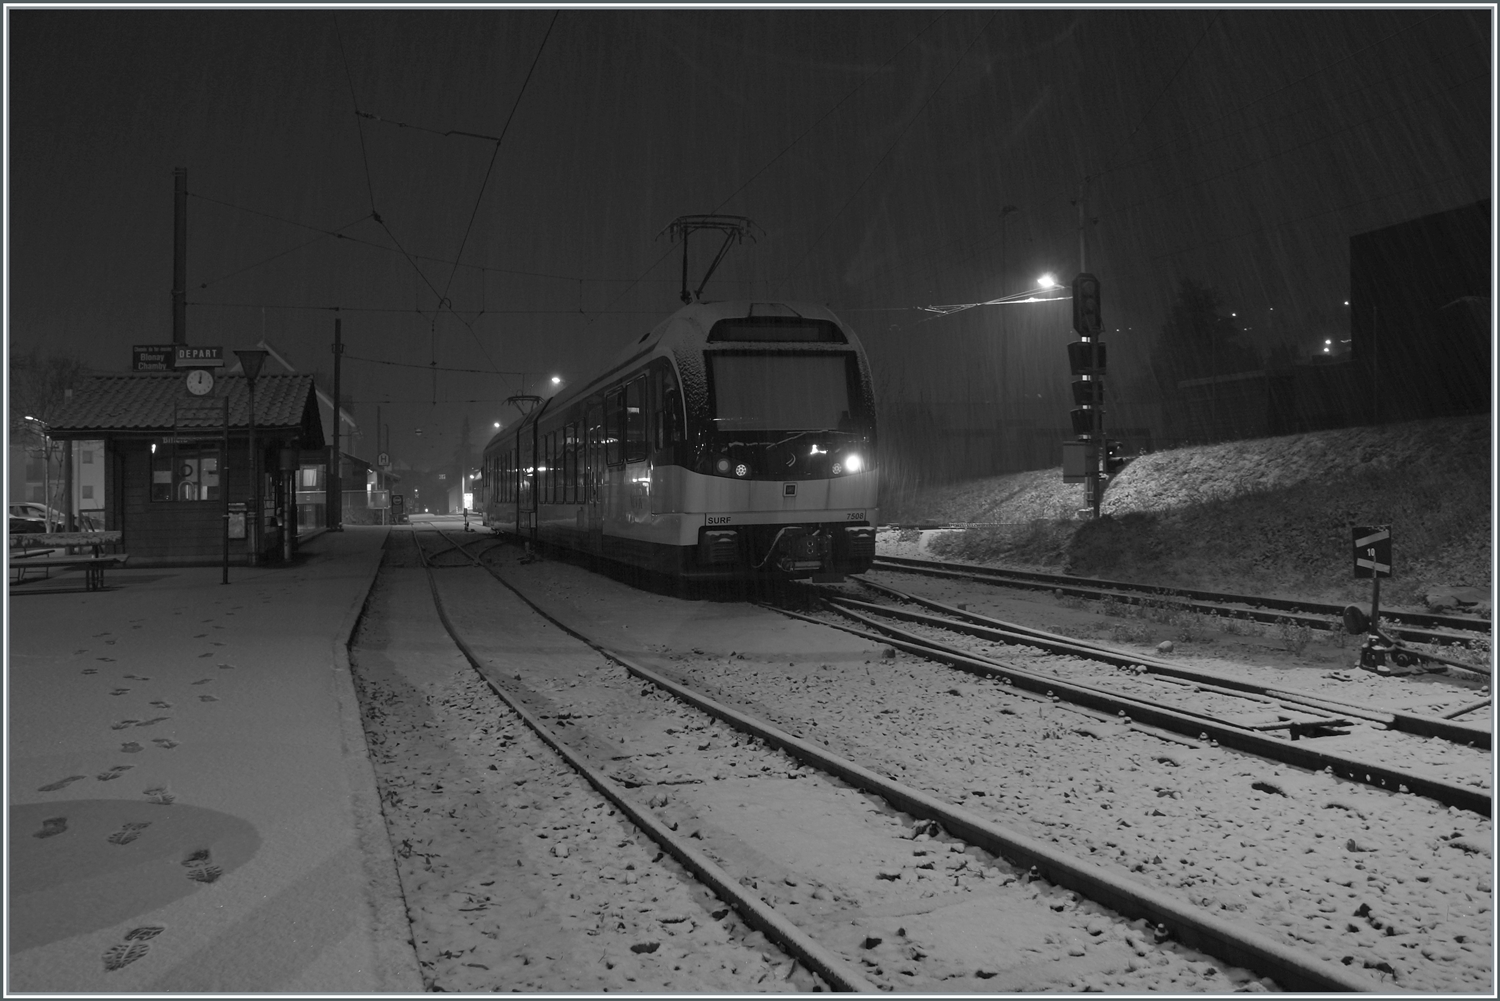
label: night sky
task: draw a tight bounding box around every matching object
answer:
[7,6,1492,469]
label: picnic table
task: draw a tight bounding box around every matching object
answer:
[9,531,128,590]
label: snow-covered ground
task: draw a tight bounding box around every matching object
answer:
[348,528,1493,993]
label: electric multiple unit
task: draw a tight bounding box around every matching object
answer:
[479,300,878,579]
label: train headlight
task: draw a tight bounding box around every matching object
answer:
[734,463,749,477]
[715,456,731,474]
[842,453,863,474]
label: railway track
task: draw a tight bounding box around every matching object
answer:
[870,554,1491,656]
[355,526,1435,992]
[796,579,1489,818]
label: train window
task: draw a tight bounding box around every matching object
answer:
[707,317,846,343]
[708,352,854,431]
[625,376,647,462]
[650,365,681,451]
[586,402,602,498]
[605,389,623,466]
[546,432,558,504]
[563,424,577,503]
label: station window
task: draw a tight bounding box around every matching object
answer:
[151,440,222,502]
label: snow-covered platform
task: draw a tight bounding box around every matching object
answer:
[7,526,422,993]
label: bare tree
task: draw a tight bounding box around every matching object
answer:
[8,347,87,527]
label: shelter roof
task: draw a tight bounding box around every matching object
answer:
[45,373,325,449]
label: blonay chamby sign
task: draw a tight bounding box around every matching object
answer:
[132,345,226,371]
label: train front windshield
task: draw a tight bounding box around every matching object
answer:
[709,353,854,431]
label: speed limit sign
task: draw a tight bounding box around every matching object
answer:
[1352,526,1391,578]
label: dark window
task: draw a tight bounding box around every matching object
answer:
[625,376,647,462]
[707,352,855,431]
[605,389,623,466]
[707,317,846,343]
[563,424,577,503]
[586,403,602,498]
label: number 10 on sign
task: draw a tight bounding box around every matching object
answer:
[1352,526,1391,579]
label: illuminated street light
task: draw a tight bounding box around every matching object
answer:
[551,375,561,385]
[1038,273,1059,288]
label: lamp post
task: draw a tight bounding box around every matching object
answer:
[235,350,268,566]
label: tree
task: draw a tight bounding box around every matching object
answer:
[1149,279,1262,394]
[8,347,88,527]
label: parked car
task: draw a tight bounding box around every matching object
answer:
[7,504,100,531]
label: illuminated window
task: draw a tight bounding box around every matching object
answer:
[150,440,222,502]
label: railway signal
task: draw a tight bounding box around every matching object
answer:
[1065,273,1106,517]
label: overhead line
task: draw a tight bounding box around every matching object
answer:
[195,214,373,289]
[332,13,378,215]
[442,10,561,302]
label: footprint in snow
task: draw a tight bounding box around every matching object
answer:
[181,848,222,883]
[107,822,151,845]
[37,775,86,792]
[97,765,134,781]
[121,741,143,753]
[34,816,68,838]
[102,942,149,971]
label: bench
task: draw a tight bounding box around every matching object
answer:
[9,531,128,590]
[9,553,130,590]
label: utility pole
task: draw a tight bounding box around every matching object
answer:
[1077,177,1088,274]
[172,167,187,345]
[330,318,343,530]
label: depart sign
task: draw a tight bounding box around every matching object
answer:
[175,345,225,368]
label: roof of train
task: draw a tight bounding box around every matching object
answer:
[484,299,856,449]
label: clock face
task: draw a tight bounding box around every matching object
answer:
[186,369,214,395]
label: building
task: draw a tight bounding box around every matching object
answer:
[1349,200,1491,423]
[45,372,324,566]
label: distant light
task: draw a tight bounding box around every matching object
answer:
[1230,312,1236,317]
[1343,301,1350,306]
[1038,273,1058,288]
[1325,339,1332,345]
[551,375,561,385]
[493,421,501,428]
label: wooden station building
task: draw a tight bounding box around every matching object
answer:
[45,372,325,566]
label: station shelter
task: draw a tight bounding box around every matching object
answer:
[45,372,324,567]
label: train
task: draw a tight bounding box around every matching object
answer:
[478,299,878,580]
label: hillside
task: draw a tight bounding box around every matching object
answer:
[880,415,1492,610]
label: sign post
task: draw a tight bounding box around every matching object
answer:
[1352,525,1393,671]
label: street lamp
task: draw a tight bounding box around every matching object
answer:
[235,350,268,565]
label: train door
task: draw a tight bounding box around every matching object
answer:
[585,400,603,544]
